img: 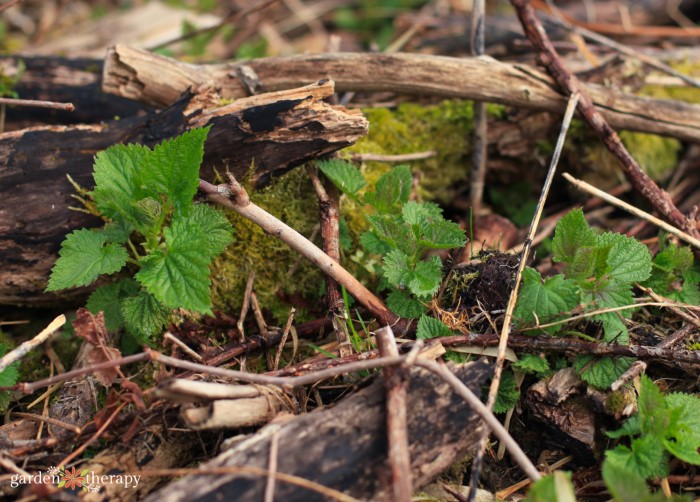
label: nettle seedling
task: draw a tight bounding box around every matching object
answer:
[47,127,233,344]
[318,159,467,318]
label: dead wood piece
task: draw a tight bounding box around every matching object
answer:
[0,80,367,305]
[155,379,262,403]
[145,361,492,502]
[182,396,285,430]
[104,45,700,143]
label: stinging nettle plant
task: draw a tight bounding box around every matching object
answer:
[318,159,467,318]
[47,127,233,344]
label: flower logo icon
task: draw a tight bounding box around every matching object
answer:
[57,467,88,491]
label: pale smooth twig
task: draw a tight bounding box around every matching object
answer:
[562,172,700,250]
[0,314,65,373]
[0,97,74,111]
[199,176,400,326]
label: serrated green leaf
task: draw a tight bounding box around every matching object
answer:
[367,214,416,256]
[552,208,597,264]
[574,355,634,389]
[140,127,210,215]
[386,289,426,318]
[493,369,520,414]
[605,436,669,479]
[663,392,700,465]
[638,374,669,437]
[525,472,576,502]
[514,354,550,374]
[359,230,393,255]
[86,279,140,331]
[339,217,352,251]
[416,315,452,339]
[317,159,366,195]
[514,268,579,334]
[383,249,413,289]
[135,222,213,313]
[598,232,652,284]
[606,415,641,439]
[121,291,171,343]
[364,165,412,214]
[417,218,467,250]
[593,312,630,344]
[92,143,151,228]
[569,245,608,281]
[172,204,233,260]
[47,229,129,291]
[0,344,19,410]
[101,220,134,245]
[602,460,651,502]
[402,200,442,225]
[408,255,443,298]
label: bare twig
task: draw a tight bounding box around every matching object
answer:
[468,0,488,222]
[0,97,74,111]
[273,308,296,371]
[470,92,580,491]
[512,0,700,240]
[562,173,700,250]
[0,314,65,373]
[350,151,437,163]
[612,323,696,391]
[264,431,280,502]
[199,176,401,327]
[164,332,203,362]
[376,326,412,501]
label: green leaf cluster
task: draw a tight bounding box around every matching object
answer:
[602,376,700,500]
[642,238,700,304]
[318,160,466,318]
[47,127,233,344]
[0,343,19,410]
[514,208,654,388]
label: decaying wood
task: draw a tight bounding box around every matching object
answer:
[181,395,286,430]
[145,360,491,502]
[0,80,367,305]
[104,44,700,143]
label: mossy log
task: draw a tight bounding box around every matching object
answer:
[145,360,492,502]
[0,80,367,305]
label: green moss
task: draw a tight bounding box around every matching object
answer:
[638,57,700,103]
[619,131,681,180]
[210,169,324,322]
[342,100,481,203]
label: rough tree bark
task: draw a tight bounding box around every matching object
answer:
[0,80,367,305]
[145,360,492,502]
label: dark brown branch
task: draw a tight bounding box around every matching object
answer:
[511,0,700,239]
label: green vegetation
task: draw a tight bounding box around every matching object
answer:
[47,128,233,344]
[319,159,466,318]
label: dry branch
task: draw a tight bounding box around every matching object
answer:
[0,80,367,305]
[144,361,492,502]
[103,44,700,143]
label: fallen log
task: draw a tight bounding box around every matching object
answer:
[145,360,492,502]
[104,45,700,143]
[0,80,367,305]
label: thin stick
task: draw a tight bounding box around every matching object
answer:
[273,307,296,371]
[264,431,280,502]
[414,358,540,482]
[562,173,700,250]
[0,314,65,373]
[164,332,203,362]
[350,151,437,163]
[0,97,74,111]
[468,0,488,222]
[376,326,412,501]
[199,176,400,327]
[512,0,699,239]
[12,412,82,435]
[471,92,579,488]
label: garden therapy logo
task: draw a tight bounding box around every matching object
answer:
[9,466,140,492]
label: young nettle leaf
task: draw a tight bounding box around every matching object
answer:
[364,165,412,214]
[317,159,366,196]
[513,354,550,374]
[416,314,453,339]
[401,200,443,226]
[171,204,233,260]
[0,343,19,410]
[121,290,171,343]
[598,232,652,284]
[417,218,466,249]
[140,127,210,215]
[86,278,140,332]
[409,255,443,298]
[359,230,393,255]
[136,221,216,314]
[387,289,427,318]
[367,214,417,256]
[492,369,520,414]
[47,229,129,291]
[514,268,578,334]
[643,242,700,304]
[573,355,634,389]
[525,471,577,502]
[552,208,597,264]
